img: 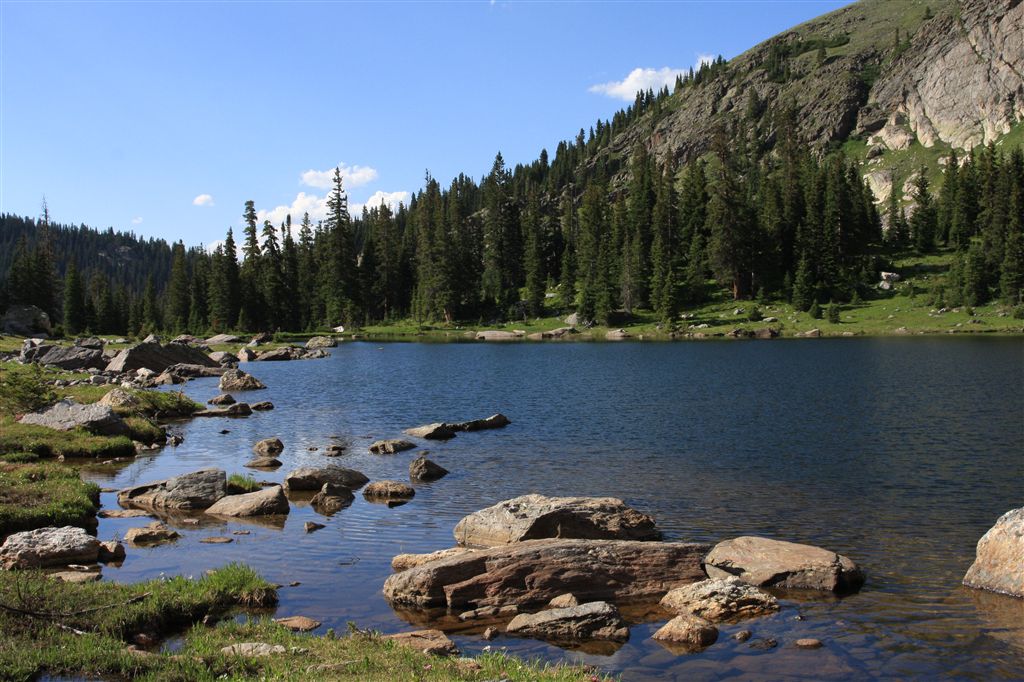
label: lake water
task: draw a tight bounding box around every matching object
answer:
[82,338,1024,680]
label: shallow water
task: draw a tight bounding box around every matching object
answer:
[83,338,1024,680]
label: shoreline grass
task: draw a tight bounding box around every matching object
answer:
[0,462,100,539]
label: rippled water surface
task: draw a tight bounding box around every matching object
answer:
[84,338,1024,680]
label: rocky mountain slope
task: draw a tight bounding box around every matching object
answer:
[597,0,1023,186]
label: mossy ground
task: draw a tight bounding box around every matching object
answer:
[0,462,100,538]
[0,565,608,682]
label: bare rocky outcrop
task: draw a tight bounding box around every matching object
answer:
[18,400,128,436]
[218,369,266,391]
[117,468,227,511]
[105,341,218,374]
[660,577,779,622]
[283,466,369,491]
[206,485,289,517]
[453,494,660,547]
[0,526,100,569]
[383,538,710,610]
[963,507,1024,598]
[506,601,629,643]
[704,536,865,593]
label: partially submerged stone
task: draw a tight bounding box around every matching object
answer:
[363,480,415,502]
[404,423,457,440]
[369,439,416,454]
[704,536,865,593]
[275,615,321,631]
[218,368,266,391]
[506,601,629,643]
[453,494,660,547]
[0,526,100,569]
[206,485,289,517]
[659,577,778,622]
[383,538,710,610]
[651,614,718,650]
[284,466,368,491]
[193,403,253,417]
[310,483,355,514]
[124,522,181,546]
[117,468,227,511]
[382,629,459,656]
[253,437,284,456]
[409,456,449,482]
[963,507,1024,598]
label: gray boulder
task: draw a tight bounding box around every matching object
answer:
[205,334,241,345]
[18,400,128,436]
[117,468,227,510]
[206,485,289,517]
[19,339,53,363]
[1,304,52,336]
[409,456,449,482]
[453,494,660,547]
[105,341,218,374]
[208,351,238,365]
[660,577,778,622]
[219,369,266,391]
[704,536,865,592]
[305,336,337,349]
[310,482,355,514]
[963,507,1024,598]
[369,439,416,454]
[506,601,629,643]
[0,526,100,569]
[253,437,284,456]
[284,466,369,491]
[34,345,105,370]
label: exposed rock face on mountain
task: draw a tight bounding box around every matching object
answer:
[600,0,1022,180]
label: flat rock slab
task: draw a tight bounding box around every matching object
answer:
[0,526,100,569]
[50,570,102,583]
[125,522,181,546]
[36,345,106,370]
[453,493,660,547]
[118,468,227,511]
[506,601,629,643]
[200,536,233,544]
[392,547,476,572]
[382,629,459,656]
[704,536,865,593]
[99,509,151,519]
[206,485,289,517]
[221,642,286,657]
[660,577,778,622]
[963,507,1024,598]
[284,466,368,491]
[403,414,510,441]
[369,439,416,454]
[383,538,711,610]
[275,615,321,632]
[18,400,128,436]
[194,403,253,417]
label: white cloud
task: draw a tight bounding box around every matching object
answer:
[351,190,410,216]
[193,193,215,206]
[695,53,716,70]
[131,216,143,225]
[301,163,378,190]
[589,67,688,101]
[256,191,329,233]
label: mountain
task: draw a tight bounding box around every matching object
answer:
[593,0,1022,190]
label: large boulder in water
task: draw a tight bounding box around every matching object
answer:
[0,526,100,569]
[18,400,128,436]
[105,341,218,374]
[963,507,1024,598]
[117,468,227,511]
[704,536,865,593]
[383,538,710,610]
[409,456,448,482]
[305,336,336,349]
[660,577,779,622]
[206,485,289,517]
[284,466,369,491]
[219,368,266,391]
[506,601,629,643]
[453,494,661,547]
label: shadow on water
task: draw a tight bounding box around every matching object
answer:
[84,338,1024,680]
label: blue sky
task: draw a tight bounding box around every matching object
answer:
[1,0,848,247]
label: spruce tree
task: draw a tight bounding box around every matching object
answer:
[166,242,191,331]
[910,169,937,252]
[522,190,546,318]
[62,261,86,335]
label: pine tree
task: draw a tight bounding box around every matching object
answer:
[322,168,357,326]
[910,169,937,252]
[188,255,209,332]
[650,165,679,322]
[575,184,610,324]
[792,254,814,310]
[625,148,655,307]
[522,190,546,318]
[141,274,161,332]
[62,261,86,335]
[260,220,285,329]
[166,242,191,331]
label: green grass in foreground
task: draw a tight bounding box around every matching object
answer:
[0,566,608,682]
[0,462,100,538]
[0,416,136,460]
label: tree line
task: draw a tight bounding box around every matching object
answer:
[3,111,1022,336]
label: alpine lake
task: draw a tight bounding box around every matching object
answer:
[80,337,1024,681]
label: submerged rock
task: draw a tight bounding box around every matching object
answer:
[0,526,100,569]
[506,601,629,643]
[124,522,181,546]
[369,439,416,454]
[963,507,1024,598]
[660,577,778,622]
[704,536,865,593]
[404,423,457,440]
[275,615,321,632]
[453,494,660,547]
[117,468,227,511]
[363,480,415,502]
[383,538,710,610]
